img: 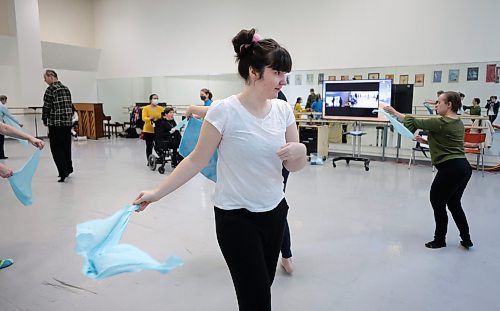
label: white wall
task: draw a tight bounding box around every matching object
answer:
[38,0,95,47]
[93,0,500,78]
[0,0,16,36]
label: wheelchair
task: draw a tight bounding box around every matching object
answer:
[148,139,175,174]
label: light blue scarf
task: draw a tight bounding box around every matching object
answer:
[178,118,218,182]
[8,149,41,205]
[374,109,415,140]
[75,205,183,279]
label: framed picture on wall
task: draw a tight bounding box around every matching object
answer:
[306,74,314,85]
[448,69,459,82]
[295,74,302,85]
[353,74,363,80]
[318,73,324,84]
[415,74,425,87]
[433,70,442,83]
[384,74,394,81]
[328,75,336,81]
[341,75,349,80]
[467,67,479,81]
[399,75,409,84]
[368,73,379,80]
[486,64,496,82]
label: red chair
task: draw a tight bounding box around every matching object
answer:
[464,132,486,176]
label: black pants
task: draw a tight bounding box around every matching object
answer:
[489,114,497,123]
[215,199,288,311]
[143,132,155,160]
[281,166,292,258]
[0,133,5,158]
[48,126,73,177]
[430,158,472,242]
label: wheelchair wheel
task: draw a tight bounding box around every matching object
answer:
[148,154,157,171]
[158,166,165,174]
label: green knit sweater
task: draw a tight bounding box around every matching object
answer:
[403,116,465,165]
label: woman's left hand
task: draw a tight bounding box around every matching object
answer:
[276,142,306,161]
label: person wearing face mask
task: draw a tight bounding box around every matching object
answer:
[142,94,164,163]
[200,88,213,106]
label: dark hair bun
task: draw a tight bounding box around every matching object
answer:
[232,28,256,57]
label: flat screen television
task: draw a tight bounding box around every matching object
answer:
[391,84,414,113]
[323,79,392,121]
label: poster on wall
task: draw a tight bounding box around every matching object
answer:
[328,75,336,81]
[295,74,302,85]
[368,73,379,80]
[486,64,496,82]
[433,70,442,83]
[467,67,479,81]
[306,74,314,85]
[399,75,409,84]
[448,69,459,82]
[318,73,324,84]
[415,74,425,87]
[341,75,349,80]
[353,74,363,80]
[384,74,394,81]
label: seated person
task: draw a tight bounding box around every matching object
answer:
[154,108,182,166]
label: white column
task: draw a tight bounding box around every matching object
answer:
[13,0,44,107]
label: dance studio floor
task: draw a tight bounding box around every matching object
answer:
[1,138,499,311]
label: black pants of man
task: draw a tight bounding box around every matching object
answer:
[214,199,288,311]
[48,126,73,178]
[489,114,497,123]
[430,158,472,243]
[0,133,5,158]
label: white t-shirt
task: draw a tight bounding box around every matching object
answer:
[205,95,295,212]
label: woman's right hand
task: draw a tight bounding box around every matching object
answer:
[133,190,160,212]
[383,105,397,115]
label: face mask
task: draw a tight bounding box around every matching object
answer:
[151,99,158,105]
[200,96,207,101]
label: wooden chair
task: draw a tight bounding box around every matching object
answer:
[464,132,486,176]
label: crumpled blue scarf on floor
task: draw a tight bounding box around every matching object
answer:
[75,205,183,279]
[178,117,218,182]
[373,109,415,140]
[8,149,41,205]
[4,116,28,146]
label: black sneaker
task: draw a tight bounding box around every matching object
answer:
[425,240,446,249]
[460,240,474,249]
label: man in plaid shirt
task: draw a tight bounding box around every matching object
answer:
[42,69,74,182]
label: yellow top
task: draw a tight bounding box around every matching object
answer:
[142,105,164,133]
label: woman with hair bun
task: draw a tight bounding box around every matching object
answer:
[199,88,213,106]
[384,91,473,250]
[134,28,306,310]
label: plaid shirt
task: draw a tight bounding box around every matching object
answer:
[42,81,73,126]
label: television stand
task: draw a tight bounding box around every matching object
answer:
[332,121,370,171]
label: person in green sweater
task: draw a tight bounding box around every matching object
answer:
[463,98,481,123]
[384,91,473,250]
